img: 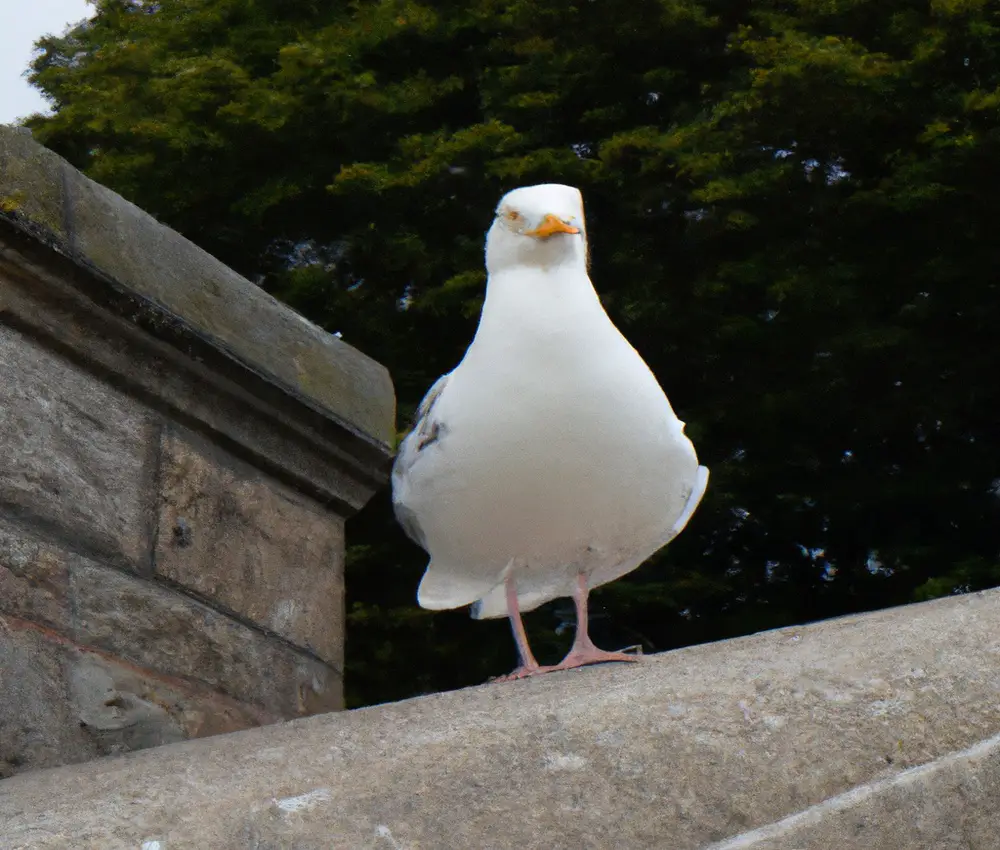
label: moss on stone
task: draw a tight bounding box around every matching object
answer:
[0,190,26,214]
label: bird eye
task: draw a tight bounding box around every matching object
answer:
[506,210,522,222]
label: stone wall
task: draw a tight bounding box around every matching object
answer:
[2,588,997,849]
[0,125,395,778]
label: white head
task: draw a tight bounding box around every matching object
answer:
[485,183,588,275]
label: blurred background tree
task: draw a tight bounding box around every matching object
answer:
[26,0,1000,706]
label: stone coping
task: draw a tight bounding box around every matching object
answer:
[0,124,395,452]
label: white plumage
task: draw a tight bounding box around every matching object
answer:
[392,183,708,679]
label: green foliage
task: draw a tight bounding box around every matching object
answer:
[25,0,1000,706]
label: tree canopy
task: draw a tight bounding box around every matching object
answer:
[27,0,1000,706]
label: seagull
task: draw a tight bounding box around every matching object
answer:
[392,183,708,681]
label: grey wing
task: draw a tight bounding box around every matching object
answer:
[391,373,451,548]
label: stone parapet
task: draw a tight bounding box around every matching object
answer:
[0,125,395,778]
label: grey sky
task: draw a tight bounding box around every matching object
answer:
[0,0,92,125]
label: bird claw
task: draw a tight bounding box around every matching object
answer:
[489,664,546,683]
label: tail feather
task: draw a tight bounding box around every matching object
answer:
[417,563,497,611]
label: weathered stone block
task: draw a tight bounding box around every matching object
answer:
[68,651,188,756]
[155,429,344,665]
[66,649,277,760]
[0,620,98,778]
[0,614,285,779]
[0,324,149,566]
[0,519,333,779]
[0,519,72,630]
[71,562,341,716]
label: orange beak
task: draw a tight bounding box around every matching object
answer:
[525,213,581,239]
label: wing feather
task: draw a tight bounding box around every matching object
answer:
[391,373,451,548]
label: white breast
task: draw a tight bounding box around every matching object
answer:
[394,263,702,614]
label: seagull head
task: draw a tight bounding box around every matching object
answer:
[485,183,588,274]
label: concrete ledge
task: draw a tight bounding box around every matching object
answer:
[707,730,1000,849]
[3,589,999,849]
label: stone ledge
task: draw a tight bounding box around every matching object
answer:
[0,124,395,453]
[706,730,1000,849]
[2,588,999,849]
[0,248,383,513]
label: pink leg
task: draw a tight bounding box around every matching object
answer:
[547,574,641,672]
[491,573,544,682]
